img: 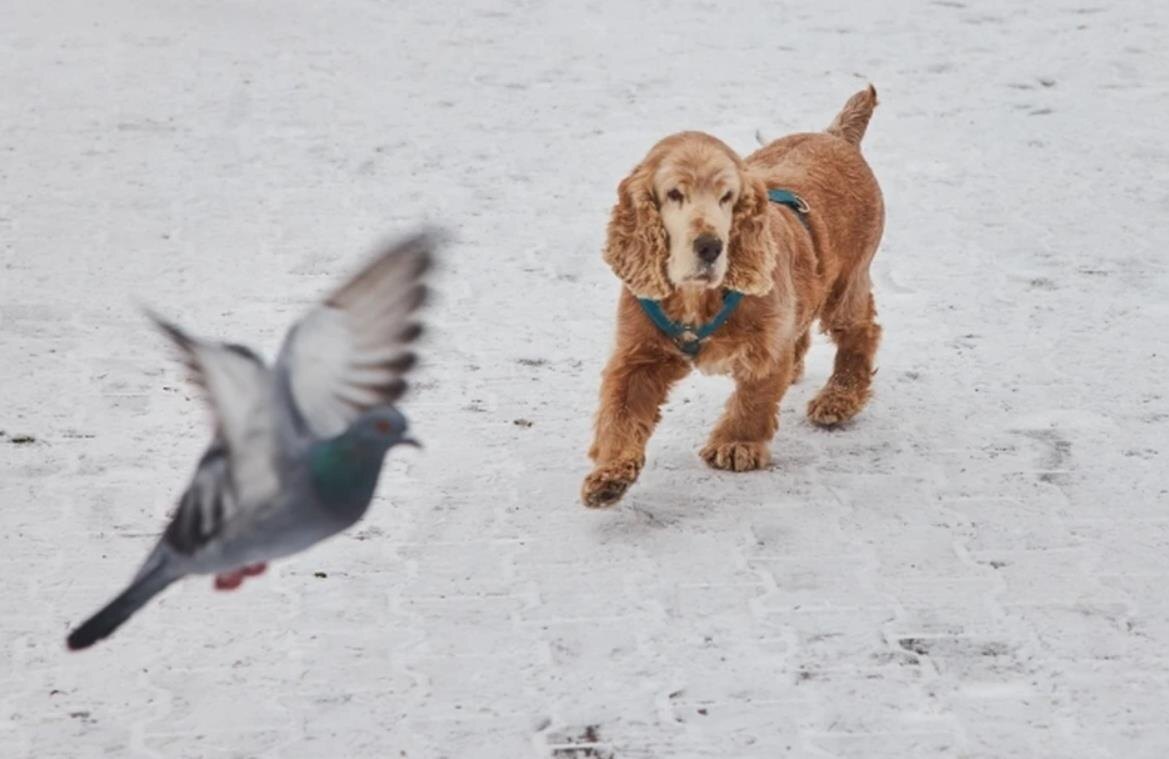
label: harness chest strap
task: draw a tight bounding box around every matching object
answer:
[635,188,810,357]
[637,291,743,357]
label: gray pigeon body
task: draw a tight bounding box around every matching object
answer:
[66,230,437,650]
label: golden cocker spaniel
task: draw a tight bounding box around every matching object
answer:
[583,86,885,508]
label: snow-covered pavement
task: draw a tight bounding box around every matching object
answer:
[3,1,1168,756]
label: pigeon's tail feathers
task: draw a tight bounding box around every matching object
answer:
[66,561,178,651]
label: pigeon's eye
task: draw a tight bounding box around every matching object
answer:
[375,420,392,434]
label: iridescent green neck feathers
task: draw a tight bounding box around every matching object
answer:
[309,435,387,508]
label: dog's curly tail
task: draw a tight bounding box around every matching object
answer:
[826,85,878,146]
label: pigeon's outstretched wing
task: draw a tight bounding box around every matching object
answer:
[162,442,241,554]
[277,230,436,438]
[148,314,280,507]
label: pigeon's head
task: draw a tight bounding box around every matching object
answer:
[351,407,419,450]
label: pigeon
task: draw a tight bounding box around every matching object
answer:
[66,229,439,651]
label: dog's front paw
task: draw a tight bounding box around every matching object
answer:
[581,459,642,509]
[807,383,870,427]
[700,440,770,472]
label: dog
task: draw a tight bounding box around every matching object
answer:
[582,86,884,508]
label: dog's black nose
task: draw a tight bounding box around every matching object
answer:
[694,235,723,264]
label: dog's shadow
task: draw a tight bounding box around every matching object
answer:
[584,442,825,541]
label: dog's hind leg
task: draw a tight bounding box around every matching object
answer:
[807,277,881,426]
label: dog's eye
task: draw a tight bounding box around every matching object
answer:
[666,188,684,203]
[721,191,734,204]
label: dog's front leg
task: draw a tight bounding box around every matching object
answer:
[700,351,794,472]
[582,352,689,508]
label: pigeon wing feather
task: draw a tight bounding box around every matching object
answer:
[148,313,280,508]
[278,230,436,438]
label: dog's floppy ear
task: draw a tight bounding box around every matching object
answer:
[724,173,776,296]
[603,161,672,299]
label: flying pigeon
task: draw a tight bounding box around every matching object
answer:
[66,229,439,650]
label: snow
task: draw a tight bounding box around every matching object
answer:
[2,0,1169,756]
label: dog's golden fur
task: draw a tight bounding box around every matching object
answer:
[583,86,885,508]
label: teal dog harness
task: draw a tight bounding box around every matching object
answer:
[637,290,744,357]
[636,188,809,357]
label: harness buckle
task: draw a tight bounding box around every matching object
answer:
[675,331,702,357]
[767,188,810,216]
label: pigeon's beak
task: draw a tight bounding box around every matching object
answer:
[398,437,422,449]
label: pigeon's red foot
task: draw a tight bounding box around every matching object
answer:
[214,571,245,591]
[214,563,267,590]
